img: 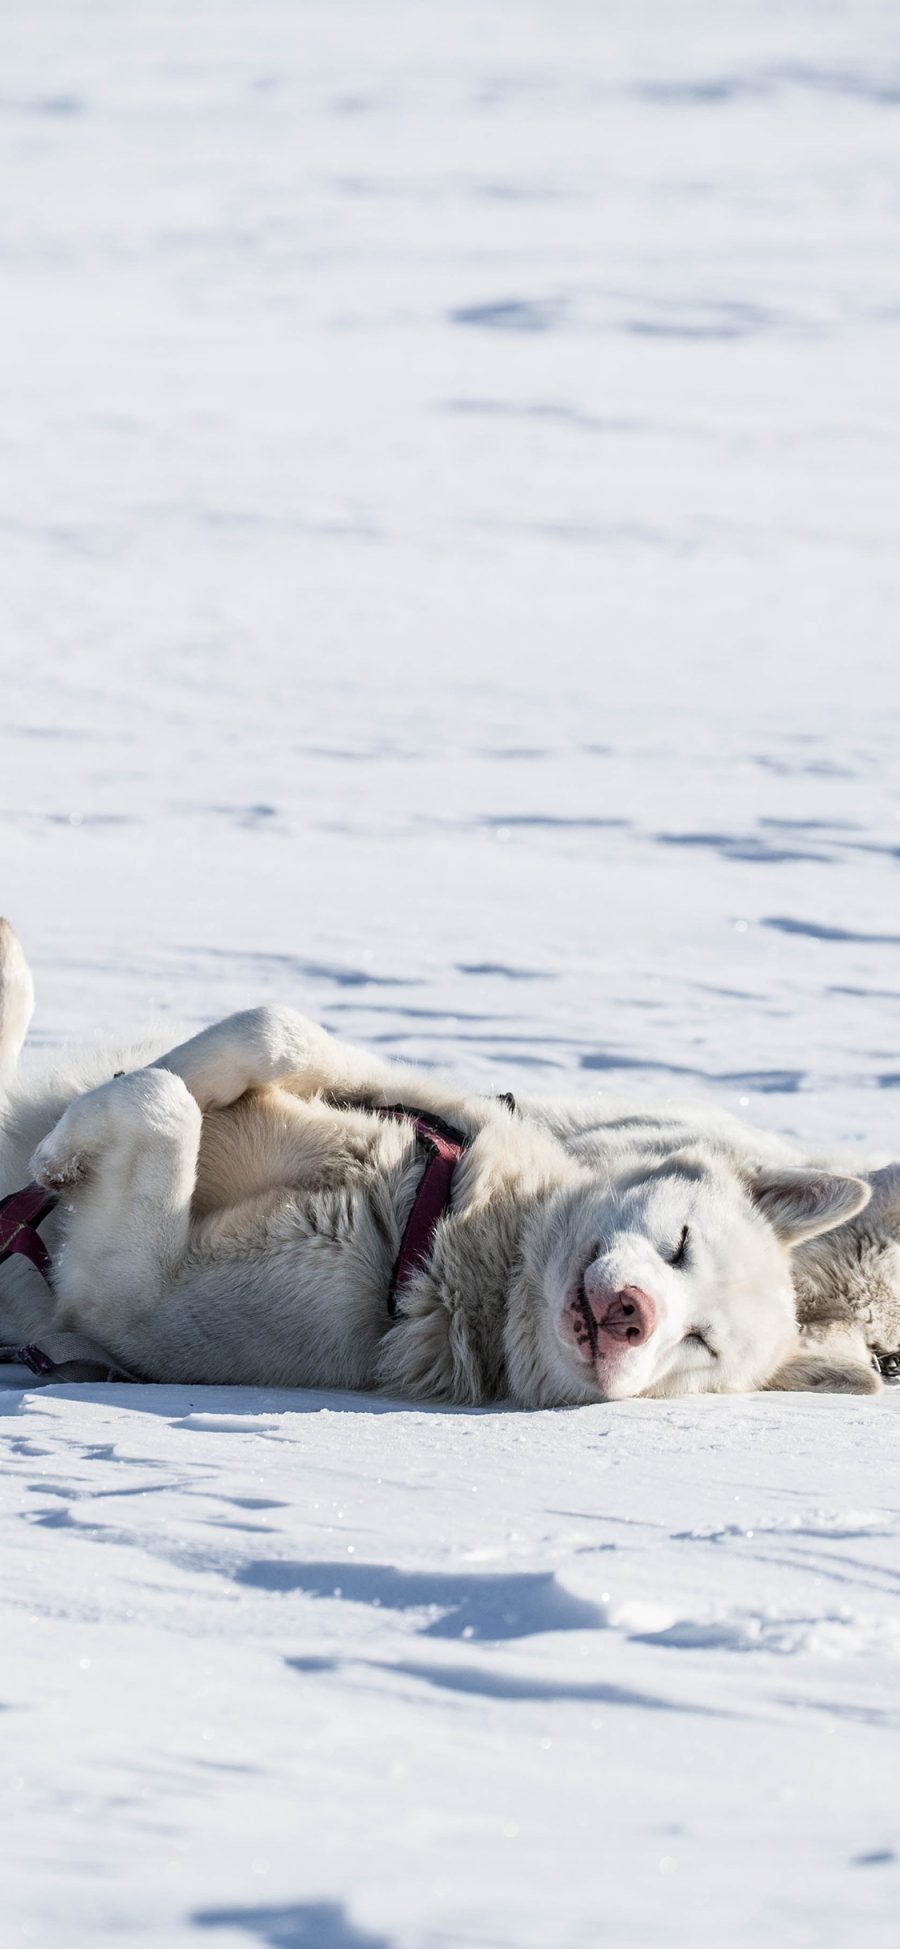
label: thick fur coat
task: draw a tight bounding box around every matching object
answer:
[0,919,891,1403]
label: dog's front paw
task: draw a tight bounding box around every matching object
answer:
[31,1082,123,1187]
[31,1068,197,1189]
[32,1118,90,1189]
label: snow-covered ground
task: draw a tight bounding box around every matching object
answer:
[4,1385,900,1949]
[2,2,900,1943]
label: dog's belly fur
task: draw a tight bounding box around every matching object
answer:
[156,1090,414,1391]
[55,1089,442,1394]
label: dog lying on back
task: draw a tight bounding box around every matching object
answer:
[0,919,885,1402]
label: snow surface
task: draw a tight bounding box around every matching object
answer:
[2,1,900,1943]
[3,1386,900,1948]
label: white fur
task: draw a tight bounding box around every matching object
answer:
[0,918,34,1087]
[523,1094,897,1386]
[0,922,880,1403]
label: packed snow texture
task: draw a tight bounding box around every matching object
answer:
[2,2,900,1944]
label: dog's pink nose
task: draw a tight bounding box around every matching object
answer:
[593,1285,657,1346]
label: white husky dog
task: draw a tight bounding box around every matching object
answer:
[0,919,882,1404]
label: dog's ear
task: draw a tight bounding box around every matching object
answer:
[764,1346,882,1396]
[747,1167,870,1246]
[867,1162,900,1230]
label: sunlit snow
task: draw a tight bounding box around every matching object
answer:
[2,3,899,1945]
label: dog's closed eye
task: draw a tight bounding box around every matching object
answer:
[668,1224,689,1268]
[684,1329,717,1359]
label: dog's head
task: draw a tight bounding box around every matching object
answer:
[515,1151,875,1403]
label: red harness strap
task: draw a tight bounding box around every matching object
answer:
[0,1183,140,1383]
[0,1183,58,1282]
[379,1105,470,1319]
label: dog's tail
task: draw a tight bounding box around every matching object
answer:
[0,918,35,1091]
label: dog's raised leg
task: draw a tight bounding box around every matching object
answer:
[0,918,35,1090]
[31,1070,202,1350]
[151,1005,401,1112]
[151,1004,519,1153]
